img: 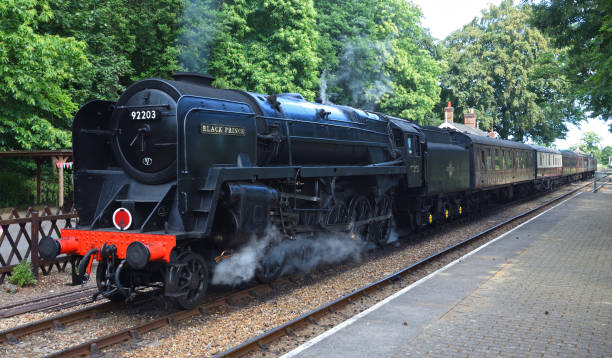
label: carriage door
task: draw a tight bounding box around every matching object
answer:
[406,134,422,187]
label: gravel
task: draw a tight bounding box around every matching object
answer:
[0,183,588,357]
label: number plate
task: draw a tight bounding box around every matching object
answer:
[130,109,161,120]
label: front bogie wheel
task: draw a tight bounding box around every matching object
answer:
[166,252,209,310]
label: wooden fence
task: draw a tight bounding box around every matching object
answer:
[0,207,78,284]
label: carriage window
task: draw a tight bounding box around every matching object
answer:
[481,150,486,170]
[508,151,514,169]
[501,150,505,169]
[507,151,511,169]
[495,149,500,170]
[486,149,492,169]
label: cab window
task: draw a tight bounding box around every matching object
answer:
[406,136,413,155]
[393,129,404,148]
[412,136,420,155]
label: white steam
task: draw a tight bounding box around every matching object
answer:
[320,37,394,110]
[178,0,219,73]
[211,227,365,286]
[320,70,329,104]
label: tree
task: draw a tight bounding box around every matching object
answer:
[208,0,320,100]
[441,0,583,144]
[314,0,442,125]
[0,0,90,150]
[43,0,182,103]
[41,0,133,103]
[531,0,612,126]
[577,131,602,158]
[599,146,612,166]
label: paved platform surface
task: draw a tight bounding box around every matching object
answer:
[284,191,611,358]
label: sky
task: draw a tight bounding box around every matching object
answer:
[410,0,612,150]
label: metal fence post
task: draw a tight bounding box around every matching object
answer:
[31,211,40,278]
[593,172,597,192]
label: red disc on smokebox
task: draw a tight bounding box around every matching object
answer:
[112,208,132,231]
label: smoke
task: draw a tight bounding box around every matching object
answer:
[211,226,280,286]
[178,0,219,73]
[320,70,329,104]
[321,37,394,111]
[211,227,365,286]
[386,227,399,245]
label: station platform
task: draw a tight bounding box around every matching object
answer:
[283,190,611,357]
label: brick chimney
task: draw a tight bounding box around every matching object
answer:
[489,127,495,138]
[443,101,454,123]
[464,108,476,128]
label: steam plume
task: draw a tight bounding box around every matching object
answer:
[211,227,365,286]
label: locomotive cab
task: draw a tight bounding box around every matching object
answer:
[388,118,424,188]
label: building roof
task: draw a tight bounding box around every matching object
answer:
[439,122,489,137]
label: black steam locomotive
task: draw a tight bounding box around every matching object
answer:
[39,73,595,309]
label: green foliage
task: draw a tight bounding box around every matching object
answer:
[43,0,182,103]
[574,131,602,158]
[1,0,600,156]
[126,0,182,80]
[208,0,320,100]
[0,0,90,150]
[0,158,73,208]
[0,172,34,208]
[599,146,612,166]
[9,260,38,287]
[314,0,442,125]
[441,1,583,144]
[531,0,612,123]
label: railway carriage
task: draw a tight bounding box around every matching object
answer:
[529,145,563,190]
[39,72,596,309]
[561,150,594,181]
[462,134,534,190]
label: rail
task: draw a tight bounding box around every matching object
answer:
[593,170,612,192]
[0,207,78,283]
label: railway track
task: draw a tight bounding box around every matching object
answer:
[0,182,590,357]
[0,277,296,349]
[0,287,98,319]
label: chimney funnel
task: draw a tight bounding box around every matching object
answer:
[464,108,476,128]
[444,102,454,123]
[489,127,495,138]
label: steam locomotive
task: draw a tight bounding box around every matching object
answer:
[39,73,596,309]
